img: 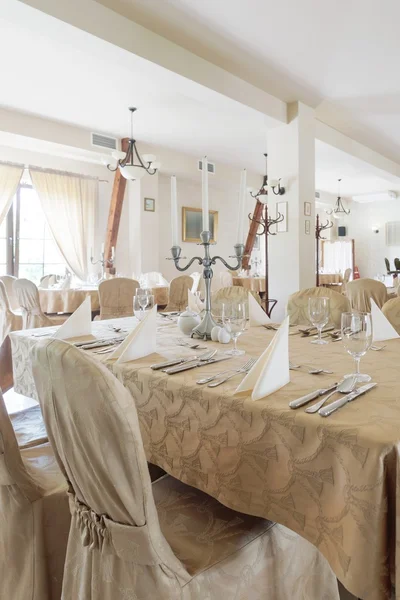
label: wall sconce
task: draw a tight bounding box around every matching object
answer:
[372,225,380,234]
[269,178,286,196]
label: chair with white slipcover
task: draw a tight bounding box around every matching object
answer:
[345,278,388,312]
[164,275,193,312]
[287,286,351,328]
[0,280,23,344]
[14,279,55,329]
[0,275,20,311]
[31,338,340,600]
[211,286,261,316]
[98,277,140,320]
[219,271,233,288]
[39,274,58,289]
[0,387,70,600]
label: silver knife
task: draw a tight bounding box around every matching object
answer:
[151,350,216,371]
[164,356,230,374]
[289,383,339,409]
[319,383,377,417]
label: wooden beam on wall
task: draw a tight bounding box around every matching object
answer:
[242,199,263,270]
[104,138,129,270]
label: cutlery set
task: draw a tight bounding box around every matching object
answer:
[289,377,377,416]
[289,362,333,375]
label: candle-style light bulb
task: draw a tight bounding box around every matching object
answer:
[201,156,210,233]
[171,176,179,247]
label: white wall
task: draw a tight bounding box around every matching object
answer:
[341,200,400,278]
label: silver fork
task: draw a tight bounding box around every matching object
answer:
[196,358,255,385]
[207,358,256,388]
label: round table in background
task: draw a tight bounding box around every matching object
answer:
[232,276,266,293]
[39,287,100,314]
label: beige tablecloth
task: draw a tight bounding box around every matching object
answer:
[233,276,266,293]
[39,288,100,313]
[319,273,343,285]
[9,319,400,600]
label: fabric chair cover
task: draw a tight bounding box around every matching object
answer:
[10,404,48,449]
[165,275,193,312]
[287,286,351,327]
[39,274,57,289]
[219,271,233,288]
[0,280,23,344]
[190,271,201,293]
[0,275,20,311]
[98,277,140,320]
[14,279,54,329]
[346,278,388,312]
[211,286,261,317]
[31,339,339,600]
[382,297,400,334]
[0,388,69,600]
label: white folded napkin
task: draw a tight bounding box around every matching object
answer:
[370,298,400,342]
[248,292,271,326]
[236,316,290,400]
[53,297,92,340]
[188,290,204,313]
[111,305,157,363]
[60,276,71,290]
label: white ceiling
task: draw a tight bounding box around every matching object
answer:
[2,0,400,196]
[98,0,400,165]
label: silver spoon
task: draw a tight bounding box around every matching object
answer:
[305,376,357,413]
[308,368,334,375]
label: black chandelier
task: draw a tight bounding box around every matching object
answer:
[107,107,160,180]
[326,178,350,216]
[250,153,285,199]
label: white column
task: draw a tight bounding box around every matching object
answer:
[268,102,315,320]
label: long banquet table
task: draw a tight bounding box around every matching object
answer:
[9,317,400,600]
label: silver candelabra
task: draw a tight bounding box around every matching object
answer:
[169,231,245,340]
[90,250,114,279]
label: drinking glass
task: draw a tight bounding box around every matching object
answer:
[136,289,150,317]
[222,302,247,356]
[134,293,154,320]
[341,312,372,382]
[308,297,330,344]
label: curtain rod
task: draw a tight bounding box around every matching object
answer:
[0,160,109,183]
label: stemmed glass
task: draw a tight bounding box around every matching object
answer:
[308,297,330,344]
[341,312,373,383]
[222,302,247,356]
[137,289,150,318]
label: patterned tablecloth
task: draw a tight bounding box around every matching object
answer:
[319,273,343,285]
[233,276,266,293]
[39,288,100,313]
[39,285,169,313]
[9,318,400,600]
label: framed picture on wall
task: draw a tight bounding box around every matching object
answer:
[144,197,155,212]
[304,201,311,216]
[182,207,218,243]
[276,201,288,233]
[305,220,311,235]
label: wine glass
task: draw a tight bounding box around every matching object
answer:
[137,289,150,318]
[308,297,330,344]
[341,312,372,382]
[222,302,247,356]
[134,293,154,320]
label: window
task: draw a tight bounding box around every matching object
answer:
[2,183,67,284]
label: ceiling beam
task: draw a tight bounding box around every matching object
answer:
[104,138,129,269]
[16,0,286,124]
[242,199,263,270]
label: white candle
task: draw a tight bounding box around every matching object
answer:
[171,176,179,247]
[111,246,115,261]
[236,169,247,245]
[101,243,104,257]
[201,156,209,232]
[90,247,93,260]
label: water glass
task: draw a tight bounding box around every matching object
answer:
[134,290,153,319]
[222,302,247,356]
[308,297,330,344]
[341,312,372,382]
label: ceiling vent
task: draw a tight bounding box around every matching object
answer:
[386,222,400,246]
[91,133,117,151]
[198,160,215,174]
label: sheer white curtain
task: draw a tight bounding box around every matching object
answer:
[30,169,96,281]
[323,241,353,274]
[0,163,23,225]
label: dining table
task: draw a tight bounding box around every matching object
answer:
[319,273,343,286]
[9,317,400,600]
[233,275,266,293]
[39,284,170,314]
